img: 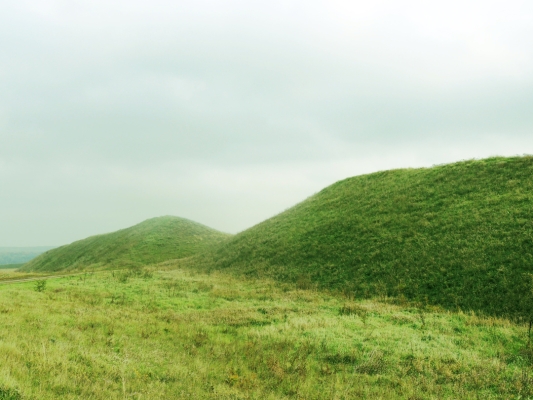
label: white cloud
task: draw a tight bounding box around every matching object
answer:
[0,0,532,245]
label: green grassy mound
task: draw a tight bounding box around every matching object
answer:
[202,156,533,318]
[22,216,231,272]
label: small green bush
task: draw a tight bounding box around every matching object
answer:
[34,280,46,292]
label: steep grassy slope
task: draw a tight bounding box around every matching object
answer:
[203,156,533,318]
[22,216,230,272]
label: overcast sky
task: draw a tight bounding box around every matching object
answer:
[1,0,532,246]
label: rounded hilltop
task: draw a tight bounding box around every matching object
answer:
[22,216,231,272]
[202,156,533,318]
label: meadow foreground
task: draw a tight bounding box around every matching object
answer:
[0,266,531,399]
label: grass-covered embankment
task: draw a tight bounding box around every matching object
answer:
[0,266,531,399]
[202,156,533,318]
[22,216,231,272]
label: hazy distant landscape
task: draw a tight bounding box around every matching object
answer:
[0,247,54,267]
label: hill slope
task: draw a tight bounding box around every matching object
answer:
[22,216,231,272]
[202,156,533,318]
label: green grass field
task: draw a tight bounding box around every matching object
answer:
[0,265,532,399]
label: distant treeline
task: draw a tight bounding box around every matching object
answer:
[0,247,55,266]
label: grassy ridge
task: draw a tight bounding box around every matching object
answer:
[202,156,533,318]
[22,216,230,272]
[0,266,531,399]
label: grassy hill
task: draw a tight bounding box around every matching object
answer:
[22,216,231,272]
[4,157,533,398]
[200,156,533,319]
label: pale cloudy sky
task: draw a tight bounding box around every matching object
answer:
[1,0,532,246]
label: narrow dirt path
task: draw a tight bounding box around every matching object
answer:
[0,272,91,285]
